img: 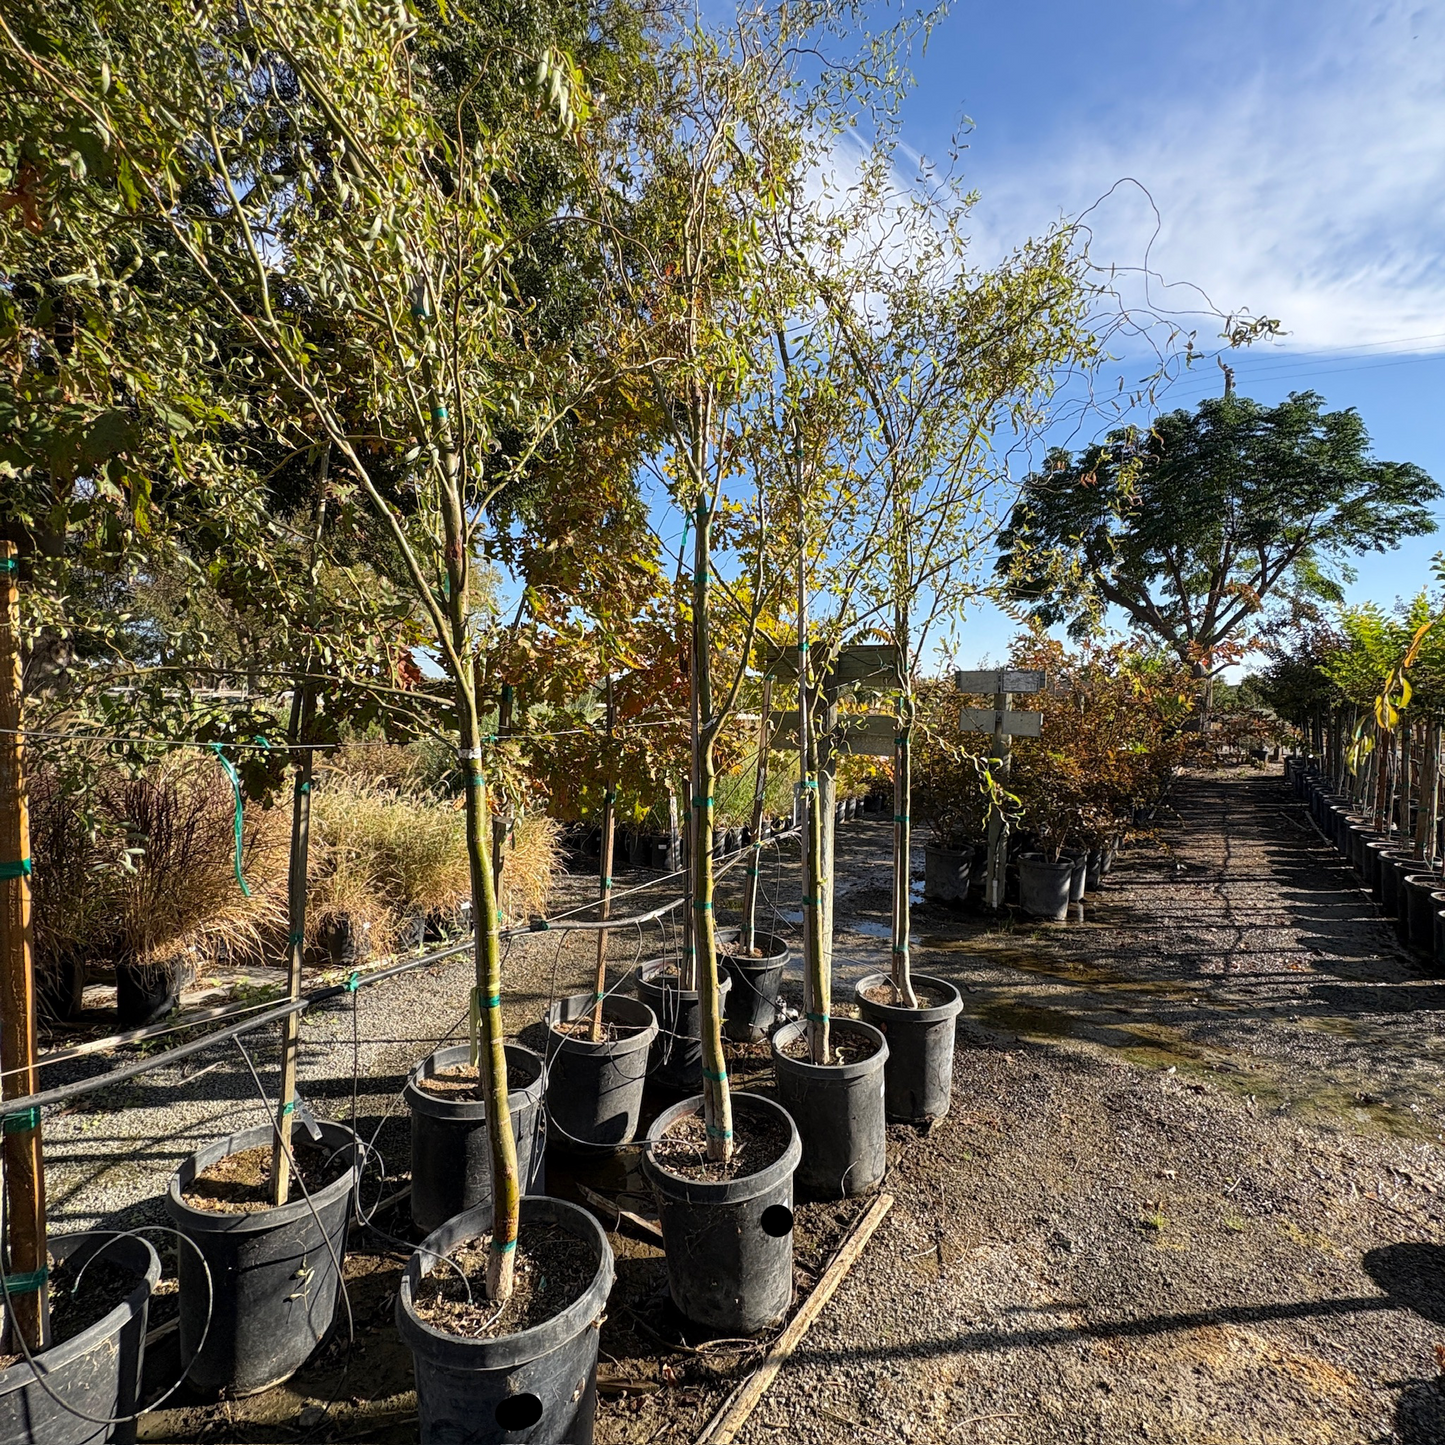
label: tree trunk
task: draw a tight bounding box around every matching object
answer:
[740,678,772,954]
[590,678,615,1041]
[692,504,731,1163]
[891,690,918,1007]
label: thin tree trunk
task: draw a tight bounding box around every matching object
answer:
[272,445,329,1205]
[740,677,773,954]
[891,690,918,1007]
[590,677,615,1041]
[491,684,513,899]
[691,502,732,1162]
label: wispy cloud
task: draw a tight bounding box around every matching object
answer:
[961,1,1445,352]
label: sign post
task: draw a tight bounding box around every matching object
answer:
[956,669,1046,911]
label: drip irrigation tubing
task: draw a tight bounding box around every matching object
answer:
[0,824,801,1124]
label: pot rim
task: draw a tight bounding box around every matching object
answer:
[544,993,658,1056]
[1017,852,1076,875]
[853,971,964,1024]
[642,1091,801,1204]
[0,1232,159,1391]
[165,1120,359,1233]
[405,1042,545,1123]
[770,1018,887,1080]
[637,961,734,1003]
[395,1194,613,1371]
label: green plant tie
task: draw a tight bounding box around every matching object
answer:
[530,919,550,931]
[281,1099,296,1116]
[745,867,759,878]
[693,900,712,911]
[895,735,908,746]
[481,994,501,1009]
[802,779,817,790]
[705,1124,733,1139]
[491,1237,517,1253]
[798,640,809,651]
[3,1106,39,1133]
[0,858,31,879]
[892,946,908,955]
[802,896,818,905]
[295,780,311,794]
[2,1266,47,1296]
[288,933,305,948]
[344,971,361,993]
[702,1067,727,1082]
[805,1011,830,1023]
[432,405,448,422]
[692,796,713,807]
[893,814,909,823]
[600,877,612,889]
[210,745,251,898]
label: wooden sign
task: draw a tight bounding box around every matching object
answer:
[954,668,1046,695]
[762,643,901,690]
[767,712,898,756]
[959,706,1042,738]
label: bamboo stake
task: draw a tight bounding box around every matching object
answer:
[740,677,773,954]
[0,539,48,1353]
[695,1193,894,1445]
[272,450,328,1206]
[590,677,616,1042]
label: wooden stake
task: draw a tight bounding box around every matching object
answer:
[695,1193,894,1444]
[0,540,49,1353]
[491,684,513,897]
[590,678,616,1041]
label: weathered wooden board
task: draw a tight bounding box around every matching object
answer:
[959,706,1043,738]
[954,668,1046,695]
[762,642,901,688]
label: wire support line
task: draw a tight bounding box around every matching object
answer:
[0,825,803,1120]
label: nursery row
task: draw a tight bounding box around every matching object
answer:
[1291,756,1445,974]
[0,901,966,1445]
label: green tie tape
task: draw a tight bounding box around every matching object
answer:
[281,1099,296,1116]
[344,971,361,993]
[2,1266,47,1295]
[693,900,712,911]
[702,1067,728,1082]
[210,745,252,898]
[491,1237,518,1253]
[0,858,31,880]
[3,1106,39,1133]
[805,1011,830,1023]
[893,815,909,824]
[432,405,448,421]
[704,1123,733,1139]
[0,556,16,572]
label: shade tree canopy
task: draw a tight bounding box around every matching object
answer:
[997,390,1440,678]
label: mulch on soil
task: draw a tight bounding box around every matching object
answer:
[181,1140,350,1213]
[0,1256,136,1370]
[649,1105,790,1182]
[412,1222,595,1339]
[413,1060,533,1100]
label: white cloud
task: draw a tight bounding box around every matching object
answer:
[961,0,1445,352]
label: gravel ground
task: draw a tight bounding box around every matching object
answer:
[30,767,1445,1442]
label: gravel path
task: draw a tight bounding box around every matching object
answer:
[33,767,1445,1443]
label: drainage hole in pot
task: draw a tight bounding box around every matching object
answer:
[494,1393,545,1431]
[760,1204,794,1238]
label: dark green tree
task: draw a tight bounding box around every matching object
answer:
[998,391,1439,682]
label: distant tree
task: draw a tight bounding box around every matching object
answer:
[997,391,1440,689]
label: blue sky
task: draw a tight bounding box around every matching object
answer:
[900,0,1445,669]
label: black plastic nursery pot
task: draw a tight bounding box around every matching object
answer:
[114,959,183,1029]
[543,994,657,1154]
[642,1092,801,1334]
[854,972,965,1123]
[1406,874,1442,957]
[1430,893,1445,977]
[406,1044,547,1236]
[395,1195,614,1445]
[1017,853,1074,921]
[166,1120,358,1398]
[1065,852,1087,904]
[1392,857,1420,945]
[1365,838,1395,903]
[770,1019,887,1199]
[1381,851,1409,917]
[1084,849,1104,892]
[0,1232,159,1445]
[719,932,790,1043]
[634,962,732,1093]
[923,845,974,903]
